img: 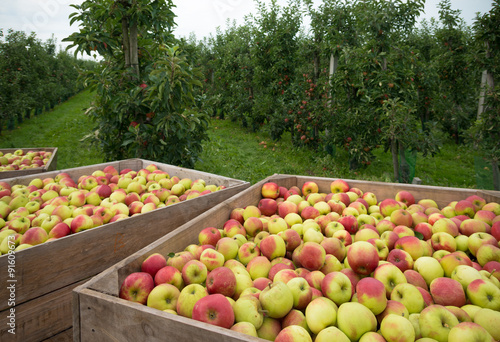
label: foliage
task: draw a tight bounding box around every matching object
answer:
[0,29,87,134]
[64,0,208,168]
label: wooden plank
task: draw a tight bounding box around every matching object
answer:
[0,159,249,312]
[77,289,261,342]
[0,279,87,342]
[74,174,500,342]
[42,328,72,342]
[0,148,58,179]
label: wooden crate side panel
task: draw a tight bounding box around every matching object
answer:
[77,289,261,342]
[0,181,248,311]
[0,279,87,342]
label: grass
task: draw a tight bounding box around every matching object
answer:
[0,89,104,169]
[195,118,481,188]
[0,89,490,189]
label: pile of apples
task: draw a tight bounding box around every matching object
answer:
[119,180,500,342]
[0,163,226,254]
[0,149,53,171]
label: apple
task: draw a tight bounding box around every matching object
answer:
[261,182,280,199]
[429,277,466,307]
[390,282,425,314]
[448,321,495,342]
[215,237,239,261]
[256,316,281,341]
[454,200,476,218]
[237,242,261,266]
[20,227,48,245]
[141,253,167,278]
[418,304,459,341]
[205,266,237,297]
[413,256,444,287]
[379,198,403,217]
[279,228,302,252]
[222,219,246,238]
[146,283,180,311]
[181,260,208,285]
[259,280,294,319]
[395,190,416,207]
[176,283,208,318]
[301,181,319,196]
[191,293,235,329]
[296,241,326,271]
[286,276,313,310]
[233,294,264,329]
[473,308,500,341]
[259,234,287,261]
[246,256,271,280]
[119,272,155,305]
[466,279,500,310]
[380,314,415,342]
[337,302,377,341]
[404,269,428,290]
[48,222,71,239]
[460,219,489,236]
[438,252,472,278]
[275,325,312,342]
[377,300,410,326]
[154,265,184,289]
[390,209,413,227]
[321,271,352,306]
[304,296,338,335]
[70,214,94,233]
[394,236,425,261]
[347,241,379,275]
[431,232,457,252]
[267,217,288,234]
[330,179,350,193]
[476,244,500,267]
[7,216,30,234]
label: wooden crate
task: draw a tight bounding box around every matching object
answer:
[0,147,58,179]
[73,174,500,342]
[0,159,250,342]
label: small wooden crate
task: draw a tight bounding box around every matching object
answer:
[72,174,500,342]
[0,159,249,342]
[0,147,58,179]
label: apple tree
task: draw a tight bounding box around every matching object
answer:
[64,0,208,168]
[467,1,500,190]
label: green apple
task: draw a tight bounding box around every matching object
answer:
[451,265,483,291]
[176,283,208,318]
[304,296,338,335]
[259,280,294,319]
[380,314,415,342]
[315,326,350,342]
[337,302,377,341]
[413,256,444,286]
[146,283,180,311]
[419,304,459,342]
[274,325,312,342]
[448,322,495,342]
[473,308,500,341]
[233,295,264,329]
[466,279,500,310]
[390,283,425,314]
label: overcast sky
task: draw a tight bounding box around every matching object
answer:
[0,0,494,56]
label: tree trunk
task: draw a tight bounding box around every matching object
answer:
[129,21,139,78]
[493,160,500,191]
[391,139,399,182]
[122,18,130,68]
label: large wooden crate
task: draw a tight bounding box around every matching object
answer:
[0,159,249,342]
[73,174,500,342]
[0,147,58,179]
